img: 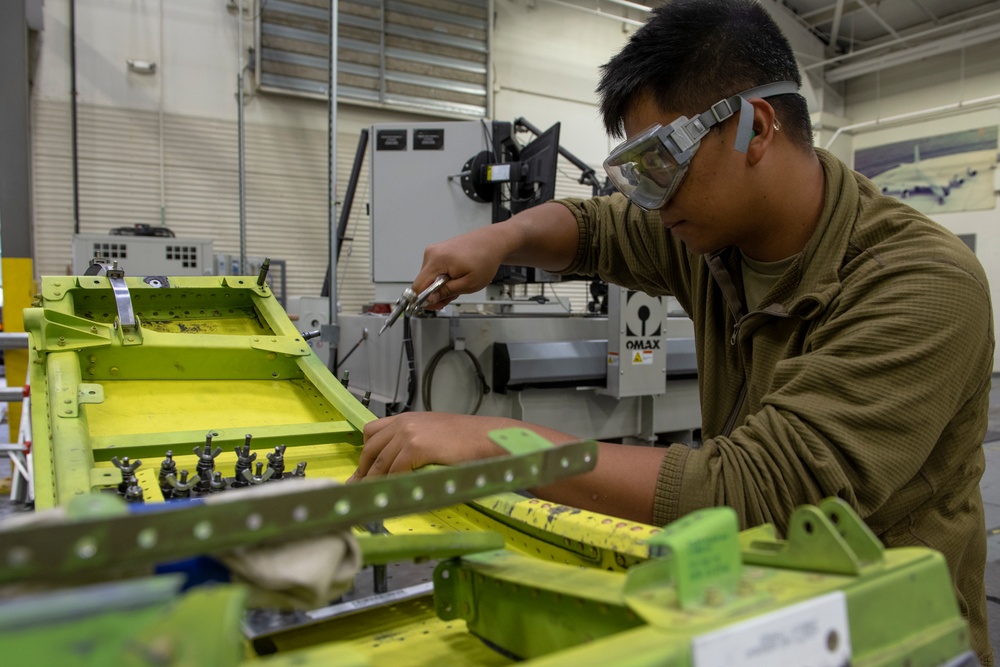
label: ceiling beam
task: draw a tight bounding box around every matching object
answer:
[804,6,1000,70]
[825,20,1000,82]
[800,0,864,27]
[828,0,846,48]
[908,0,939,24]
[855,0,900,39]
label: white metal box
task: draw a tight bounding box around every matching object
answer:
[72,234,214,277]
[369,122,493,302]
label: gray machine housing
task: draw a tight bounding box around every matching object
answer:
[605,288,670,398]
[296,119,705,443]
[330,309,701,443]
[72,234,286,306]
[369,121,498,304]
[72,234,214,277]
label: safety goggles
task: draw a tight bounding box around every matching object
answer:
[603,81,799,211]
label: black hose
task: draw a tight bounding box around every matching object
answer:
[401,317,417,412]
[387,316,417,415]
[333,332,366,374]
[421,344,490,414]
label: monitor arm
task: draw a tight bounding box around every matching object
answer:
[513,117,609,196]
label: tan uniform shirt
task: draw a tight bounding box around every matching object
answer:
[556,149,994,664]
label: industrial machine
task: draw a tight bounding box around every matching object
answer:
[72,231,215,278]
[369,119,566,298]
[329,301,701,441]
[0,269,979,666]
[298,118,703,441]
[71,230,287,306]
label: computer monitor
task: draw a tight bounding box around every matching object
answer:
[510,122,560,215]
[494,123,563,284]
[453,120,566,283]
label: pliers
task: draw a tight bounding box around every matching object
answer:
[379,274,450,336]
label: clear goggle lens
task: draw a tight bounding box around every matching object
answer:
[602,82,800,210]
[603,125,692,211]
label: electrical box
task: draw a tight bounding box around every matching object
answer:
[604,286,668,398]
[72,234,214,277]
[369,122,493,302]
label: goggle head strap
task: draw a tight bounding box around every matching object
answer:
[667,80,800,163]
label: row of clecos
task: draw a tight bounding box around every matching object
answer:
[110,433,308,503]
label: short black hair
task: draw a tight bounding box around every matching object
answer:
[598,0,813,150]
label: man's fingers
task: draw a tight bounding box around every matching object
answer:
[363,415,395,442]
[387,446,425,474]
[356,416,431,478]
[426,273,485,306]
[430,295,459,310]
[412,263,449,293]
[356,420,395,479]
[367,441,401,477]
[365,436,428,477]
[425,286,457,308]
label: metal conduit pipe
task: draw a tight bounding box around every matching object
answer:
[0,332,32,401]
[599,0,651,13]
[536,0,645,27]
[237,0,248,275]
[0,333,29,349]
[324,0,340,372]
[71,0,80,234]
[823,92,1000,149]
[0,388,25,403]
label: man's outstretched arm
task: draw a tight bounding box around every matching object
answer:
[355,412,666,524]
[411,201,581,309]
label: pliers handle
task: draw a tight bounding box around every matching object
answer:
[379,274,449,336]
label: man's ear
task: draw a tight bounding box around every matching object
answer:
[745,98,777,166]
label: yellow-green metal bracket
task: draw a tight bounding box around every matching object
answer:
[0,429,597,586]
[740,497,884,575]
[26,275,375,507]
[433,500,971,665]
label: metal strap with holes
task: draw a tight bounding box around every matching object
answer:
[0,440,598,585]
[105,267,136,332]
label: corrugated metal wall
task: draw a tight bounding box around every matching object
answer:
[259,0,489,117]
[31,99,597,314]
[32,98,370,310]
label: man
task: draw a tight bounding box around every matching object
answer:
[354,0,994,662]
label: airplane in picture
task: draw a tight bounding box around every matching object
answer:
[872,145,978,205]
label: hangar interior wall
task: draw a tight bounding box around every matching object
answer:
[26,1,1000,328]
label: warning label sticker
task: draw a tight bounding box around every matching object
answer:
[487,164,511,182]
[632,350,654,365]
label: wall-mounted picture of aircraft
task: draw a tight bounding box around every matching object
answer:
[872,145,978,205]
[854,126,997,214]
